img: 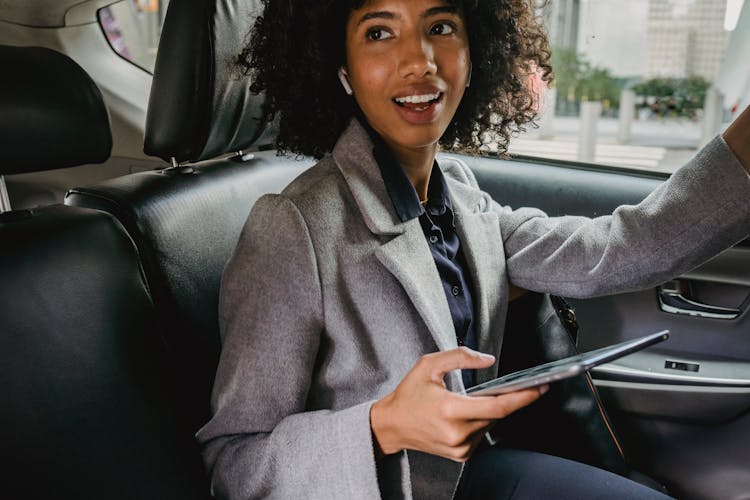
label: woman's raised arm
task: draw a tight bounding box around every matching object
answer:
[491,110,750,298]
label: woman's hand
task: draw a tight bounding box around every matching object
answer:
[370,347,547,462]
[723,105,750,175]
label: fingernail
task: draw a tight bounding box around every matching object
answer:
[539,385,549,395]
[480,353,495,360]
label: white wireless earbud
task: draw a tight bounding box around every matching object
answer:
[466,62,472,88]
[338,67,353,95]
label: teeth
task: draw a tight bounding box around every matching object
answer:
[394,93,440,104]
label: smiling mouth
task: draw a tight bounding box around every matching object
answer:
[392,92,444,111]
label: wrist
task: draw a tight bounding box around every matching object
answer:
[370,395,402,456]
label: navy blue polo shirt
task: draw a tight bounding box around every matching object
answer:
[367,128,478,389]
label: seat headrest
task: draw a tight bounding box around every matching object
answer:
[144,0,268,164]
[0,45,112,175]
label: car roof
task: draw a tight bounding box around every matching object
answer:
[0,0,99,27]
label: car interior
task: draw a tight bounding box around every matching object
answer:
[1,0,749,499]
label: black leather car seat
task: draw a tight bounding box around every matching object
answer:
[65,0,314,433]
[0,45,209,499]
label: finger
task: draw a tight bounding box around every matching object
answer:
[419,348,495,382]
[448,386,546,420]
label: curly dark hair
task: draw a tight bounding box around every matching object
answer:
[240,0,553,158]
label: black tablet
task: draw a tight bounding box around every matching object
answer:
[465,330,670,397]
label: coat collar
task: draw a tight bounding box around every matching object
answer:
[332,118,484,232]
[332,119,406,236]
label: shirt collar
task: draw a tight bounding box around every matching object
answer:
[360,117,452,223]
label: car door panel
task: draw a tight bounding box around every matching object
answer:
[456,152,750,499]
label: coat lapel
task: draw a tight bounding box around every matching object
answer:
[374,222,458,354]
[332,120,459,360]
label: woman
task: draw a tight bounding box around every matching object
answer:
[197,0,750,498]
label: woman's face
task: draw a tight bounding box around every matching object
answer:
[344,0,470,156]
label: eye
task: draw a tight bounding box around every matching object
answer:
[366,27,394,41]
[429,22,456,36]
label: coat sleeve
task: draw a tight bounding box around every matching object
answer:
[196,194,383,500]
[469,135,750,298]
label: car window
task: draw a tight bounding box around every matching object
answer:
[98,0,170,74]
[506,0,747,173]
[94,0,747,175]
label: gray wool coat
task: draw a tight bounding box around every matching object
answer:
[196,119,750,500]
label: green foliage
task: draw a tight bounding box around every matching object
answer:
[551,46,623,115]
[630,77,710,118]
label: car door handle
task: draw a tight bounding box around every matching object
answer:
[657,284,740,320]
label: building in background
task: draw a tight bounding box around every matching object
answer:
[647,0,730,80]
[576,0,649,79]
[543,0,581,52]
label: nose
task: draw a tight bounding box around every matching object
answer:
[398,32,437,80]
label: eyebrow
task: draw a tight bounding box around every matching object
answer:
[355,5,459,27]
[424,6,459,18]
[356,11,396,26]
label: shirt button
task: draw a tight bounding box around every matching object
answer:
[451,285,461,296]
[429,235,439,244]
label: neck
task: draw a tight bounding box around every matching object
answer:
[388,142,437,201]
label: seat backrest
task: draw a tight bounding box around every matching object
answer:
[66,0,314,431]
[0,206,209,500]
[0,45,208,499]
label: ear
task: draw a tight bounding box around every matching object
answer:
[338,67,353,95]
